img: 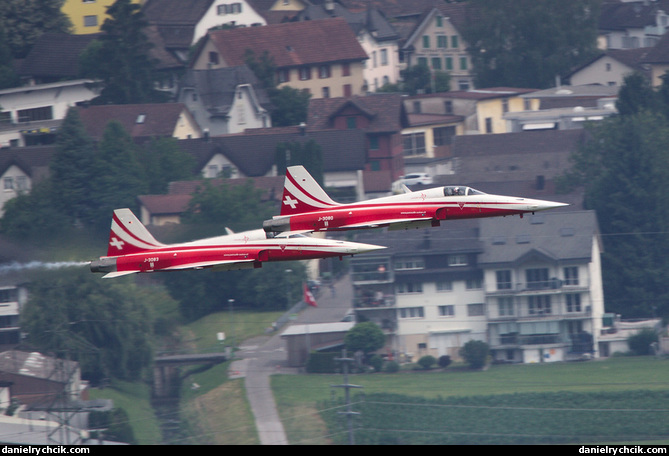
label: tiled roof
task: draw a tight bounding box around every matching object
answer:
[205,17,368,67]
[641,32,669,64]
[76,103,193,140]
[142,0,214,25]
[307,93,407,132]
[17,33,99,79]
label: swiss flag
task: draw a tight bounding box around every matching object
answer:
[304,283,317,307]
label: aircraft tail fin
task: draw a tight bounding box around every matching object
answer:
[106,208,165,257]
[280,165,340,216]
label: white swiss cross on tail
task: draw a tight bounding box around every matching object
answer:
[283,194,298,210]
[109,237,125,251]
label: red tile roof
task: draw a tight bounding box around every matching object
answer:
[206,18,368,68]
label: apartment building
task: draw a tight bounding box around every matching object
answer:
[350,210,605,364]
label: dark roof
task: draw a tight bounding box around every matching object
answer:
[177,127,367,176]
[76,103,195,140]
[599,0,669,31]
[294,4,399,41]
[142,0,215,50]
[307,93,408,132]
[17,33,98,79]
[565,48,653,79]
[641,31,669,64]
[478,210,600,266]
[180,66,272,114]
[0,145,55,183]
[205,18,368,68]
[452,128,586,158]
[338,0,446,19]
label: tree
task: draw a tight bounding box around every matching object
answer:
[615,72,657,116]
[462,0,600,88]
[0,0,72,59]
[270,86,311,126]
[401,64,451,95]
[459,340,489,369]
[79,0,164,104]
[21,269,153,382]
[344,322,385,357]
[137,137,195,194]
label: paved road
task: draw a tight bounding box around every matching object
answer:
[230,274,353,445]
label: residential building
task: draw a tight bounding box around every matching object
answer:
[564,48,652,87]
[61,0,143,35]
[349,209,606,364]
[0,285,27,350]
[293,3,402,91]
[142,0,267,64]
[400,4,476,91]
[177,66,272,136]
[0,146,54,216]
[640,30,669,87]
[307,93,408,184]
[75,103,203,142]
[0,81,98,148]
[598,0,669,50]
[190,18,368,99]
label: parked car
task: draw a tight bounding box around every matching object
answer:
[398,173,433,186]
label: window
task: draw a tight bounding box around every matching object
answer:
[3,177,13,191]
[526,268,549,289]
[17,106,53,123]
[564,266,579,285]
[417,57,428,67]
[84,15,98,27]
[380,49,388,66]
[436,281,452,292]
[277,69,290,83]
[343,84,352,97]
[299,67,311,80]
[496,270,512,290]
[436,16,443,27]
[485,117,493,133]
[459,56,468,70]
[319,65,331,78]
[322,87,330,98]
[399,307,424,319]
[445,57,453,70]
[498,297,514,316]
[402,132,426,156]
[394,258,425,270]
[502,99,509,113]
[346,117,357,129]
[433,126,455,146]
[437,35,448,48]
[397,282,423,294]
[566,294,582,312]
[444,100,453,114]
[423,35,430,49]
[448,254,467,266]
[528,295,551,315]
[431,57,442,70]
[467,303,485,317]
[439,305,454,317]
[342,63,351,76]
[369,136,379,150]
[209,51,219,65]
[451,35,459,48]
[466,278,482,290]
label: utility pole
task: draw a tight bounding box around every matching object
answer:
[332,349,362,445]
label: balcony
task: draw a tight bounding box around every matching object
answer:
[487,280,589,296]
[488,306,592,322]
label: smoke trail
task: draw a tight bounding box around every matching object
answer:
[0,261,90,274]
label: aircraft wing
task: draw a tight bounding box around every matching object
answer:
[102,271,138,279]
[338,217,434,230]
[162,259,258,272]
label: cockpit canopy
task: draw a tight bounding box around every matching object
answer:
[442,186,486,197]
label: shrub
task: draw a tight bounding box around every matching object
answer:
[438,355,452,369]
[627,328,658,355]
[460,340,490,369]
[369,355,384,372]
[384,360,400,373]
[417,355,436,370]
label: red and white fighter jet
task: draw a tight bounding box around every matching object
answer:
[263,166,568,234]
[90,208,385,278]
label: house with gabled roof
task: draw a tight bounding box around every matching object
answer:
[307,93,407,184]
[75,103,202,142]
[0,146,55,216]
[191,18,368,99]
[177,66,272,136]
[640,30,669,87]
[598,0,669,50]
[293,3,401,91]
[564,48,652,87]
[142,0,267,64]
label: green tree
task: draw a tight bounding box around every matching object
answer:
[0,24,19,89]
[615,72,657,116]
[462,0,600,88]
[21,269,153,382]
[49,108,100,226]
[0,0,72,59]
[459,340,489,369]
[275,140,324,184]
[138,137,196,194]
[344,322,386,357]
[270,86,311,126]
[80,0,164,104]
[89,120,147,228]
[400,64,451,95]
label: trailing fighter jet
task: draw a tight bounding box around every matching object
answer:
[90,208,385,278]
[263,166,568,234]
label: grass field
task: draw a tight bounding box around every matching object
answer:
[271,356,669,445]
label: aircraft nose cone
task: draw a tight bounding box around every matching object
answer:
[521,198,569,212]
[347,242,387,254]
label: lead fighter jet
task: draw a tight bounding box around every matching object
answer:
[263,166,568,234]
[90,208,385,278]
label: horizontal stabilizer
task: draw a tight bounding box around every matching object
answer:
[102,270,138,279]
